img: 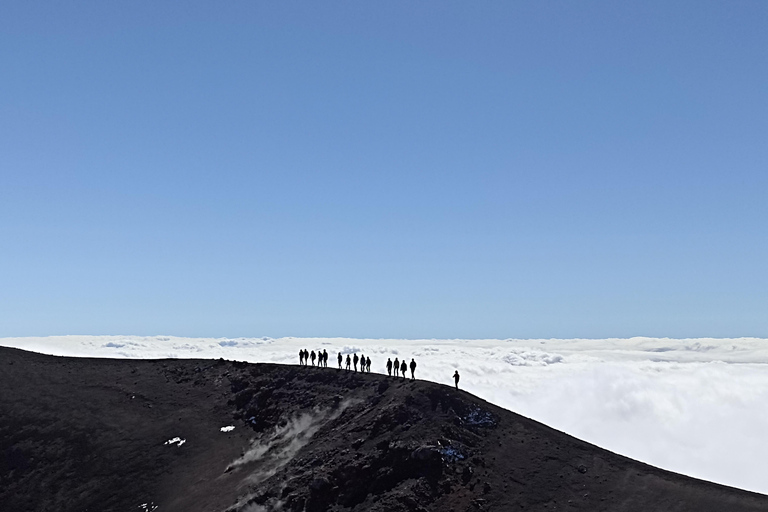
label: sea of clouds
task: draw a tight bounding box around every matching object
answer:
[2,335,767,495]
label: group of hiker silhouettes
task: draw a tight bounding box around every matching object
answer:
[297,349,461,388]
[298,349,420,380]
[298,349,331,368]
[385,357,417,380]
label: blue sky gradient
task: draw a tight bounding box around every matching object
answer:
[2,1,766,338]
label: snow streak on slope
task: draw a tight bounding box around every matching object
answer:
[2,335,768,495]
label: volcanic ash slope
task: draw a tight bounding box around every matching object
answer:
[1,347,766,512]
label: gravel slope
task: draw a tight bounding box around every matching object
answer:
[2,347,766,512]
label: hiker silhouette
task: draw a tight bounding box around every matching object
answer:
[353,353,359,372]
[386,358,392,376]
[337,352,343,369]
[299,350,304,365]
[366,356,371,372]
[453,370,460,389]
[323,350,328,367]
[400,360,407,379]
[345,354,351,370]
[310,351,316,366]
[410,358,416,380]
[393,358,400,377]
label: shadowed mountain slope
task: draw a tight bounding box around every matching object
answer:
[1,347,766,512]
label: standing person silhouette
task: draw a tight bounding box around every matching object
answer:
[353,353,359,372]
[386,358,392,376]
[310,351,316,366]
[400,360,407,380]
[338,352,343,369]
[345,354,351,370]
[453,370,460,389]
[393,358,400,377]
[298,350,303,365]
[323,349,328,367]
[366,356,371,372]
[409,358,417,380]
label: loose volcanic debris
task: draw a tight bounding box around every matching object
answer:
[2,347,768,512]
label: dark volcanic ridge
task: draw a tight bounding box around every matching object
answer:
[1,347,766,512]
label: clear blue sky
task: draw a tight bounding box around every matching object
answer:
[1,1,766,339]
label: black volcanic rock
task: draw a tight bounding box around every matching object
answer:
[1,346,767,512]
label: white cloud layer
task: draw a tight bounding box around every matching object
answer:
[2,335,767,495]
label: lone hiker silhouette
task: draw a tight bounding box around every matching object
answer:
[393,358,400,377]
[338,352,343,369]
[386,358,392,376]
[453,370,460,389]
[410,358,417,380]
[400,360,407,380]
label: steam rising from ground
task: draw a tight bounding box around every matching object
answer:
[227,400,356,484]
[226,401,356,512]
[239,505,269,512]
[3,335,768,495]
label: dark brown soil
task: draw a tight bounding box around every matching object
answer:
[1,347,766,512]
